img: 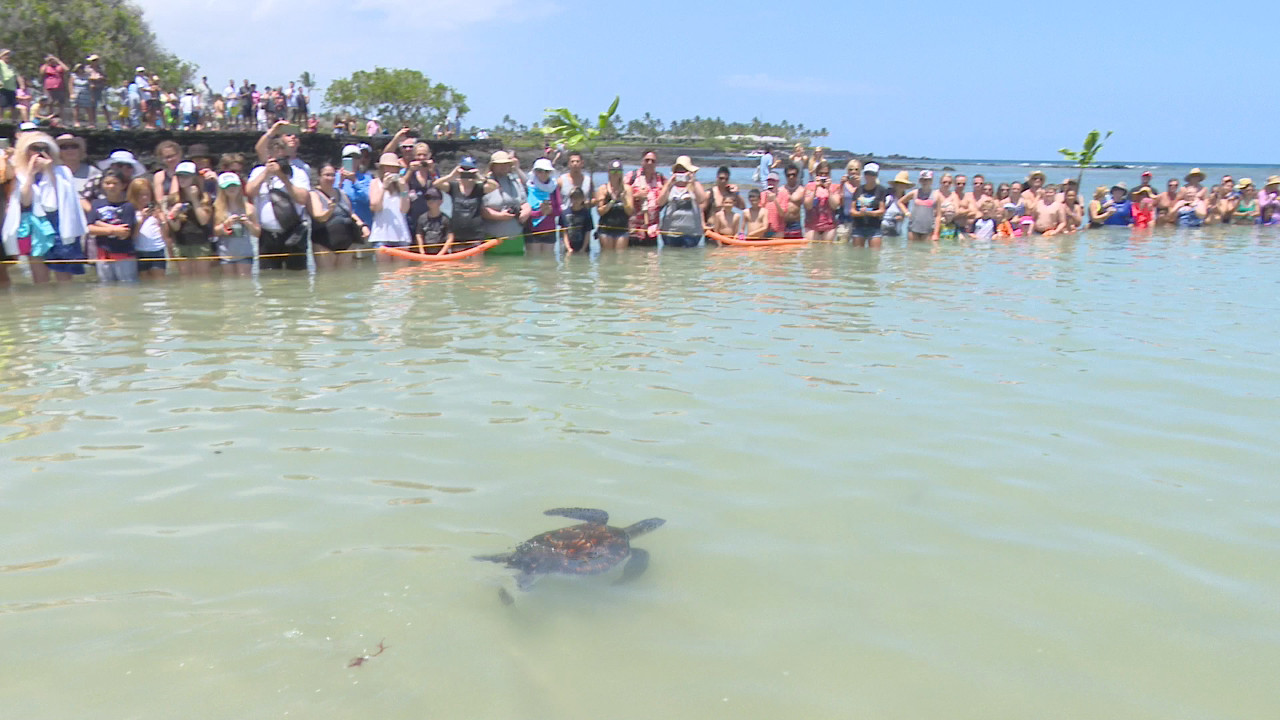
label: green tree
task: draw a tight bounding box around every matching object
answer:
[1059,129,1113,187]
[299,71,316,93]
[539,96,620,160]
[0,0,195,88]
[324,67,469,129]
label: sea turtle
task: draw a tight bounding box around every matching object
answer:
[475,508,665,591]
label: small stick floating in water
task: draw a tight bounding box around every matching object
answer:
[348,639,389,668]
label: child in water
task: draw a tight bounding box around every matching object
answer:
[560,188,593,254]
[743,188,771,239]
[414,187,454,254]
[709,192,742,245]
[972,199,997,242]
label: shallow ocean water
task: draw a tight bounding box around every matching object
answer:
[2,225,1279,719]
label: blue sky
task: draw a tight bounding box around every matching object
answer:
[136,0,1269,163]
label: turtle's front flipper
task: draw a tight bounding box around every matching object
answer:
[516,571,541,591]
[614,548,650,585]
[473,552,514,565]
[543,508,609,525]
[622,517,665,538]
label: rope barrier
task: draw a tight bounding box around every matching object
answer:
[0,220,940,265]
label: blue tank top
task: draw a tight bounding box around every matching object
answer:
[1103,200,1133,226]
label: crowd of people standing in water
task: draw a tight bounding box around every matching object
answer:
[2,123,1279,287]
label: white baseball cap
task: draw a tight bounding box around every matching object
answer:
[532,158,554,172]
[341,144,361,157]
[175,161,197,175]
[863,162,880,175]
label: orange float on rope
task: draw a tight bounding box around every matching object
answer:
[377,238,503,261]
[706,230,809,247]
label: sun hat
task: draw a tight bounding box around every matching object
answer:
[186,143,214,161]
[1237,177,1254,189]
[489,150,514,164]
[377,152,403,168]
[341,144,361,157]
[458,156,478,170]
[532,157,554,172]
[217,172,241,189]
[1266,175,1280,187]
[891,171,913,186]
[0,49,11,59]
[17,121,37,132]
[175,161,197,175]
[1110,182,1128,193]
[1131,186,1153,197]
[1028,169,1047,181]
[863,162,880,175]
[1141,171,1152,178]
[86,54,100,62]
[918,169,934,180]
[1095,185,1108,195]
[672,155,699,173]
[98,149,145,174]
[134,66,145,73]
[1185,167,1206,182]
[55,134,85,151]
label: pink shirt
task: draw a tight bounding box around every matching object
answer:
[41,63,63,91]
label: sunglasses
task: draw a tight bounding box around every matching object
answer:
[29,144,51,154]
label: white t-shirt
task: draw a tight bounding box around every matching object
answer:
[180,94,196,114]
[249,164,311,232]
[223,85,236,102]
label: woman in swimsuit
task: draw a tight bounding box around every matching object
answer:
[1232,179,1259,224]
[897,170,938,243]
[626,150,665,247]
[802,160,838,243]
[595,160,634,250]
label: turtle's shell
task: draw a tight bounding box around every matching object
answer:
[508,523,631,576]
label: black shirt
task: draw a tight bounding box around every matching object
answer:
[87,198,138,255]
[852,184,888,229]
[560,206,594,251]
[416,212,451,254]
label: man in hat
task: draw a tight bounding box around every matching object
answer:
[1021,170,1046,207]
[186,143,219,194]
[847,161,888,246]
[1184,168,1207,200]
[1101,183,1133,226]
[132,66,152,125]
[255,119,310,174]
[338,144,374,226]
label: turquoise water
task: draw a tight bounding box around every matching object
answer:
[2,224,1279,719]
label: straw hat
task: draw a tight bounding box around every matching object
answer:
[891,170,913,186]
[377,152,403,168]
[1184,167,1206,182]
[1266,175,1280,187]
[1131,186,1153,198]
[672,155,699,173]
[488,150,514,165]
[1237,177,1254,189]
[1028,170,1046,181]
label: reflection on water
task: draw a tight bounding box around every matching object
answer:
[2,230,1279,719]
